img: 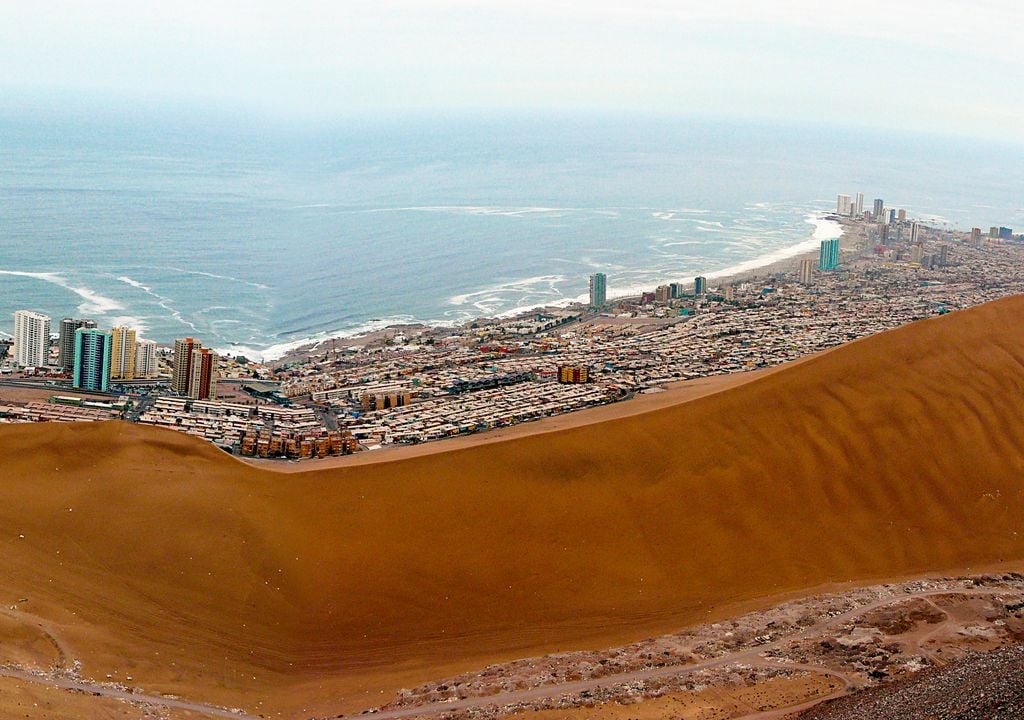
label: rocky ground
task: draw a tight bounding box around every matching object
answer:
[796,643,1024,719]
[353,573,1024,720]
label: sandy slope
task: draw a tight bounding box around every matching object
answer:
[3,297,1024,717]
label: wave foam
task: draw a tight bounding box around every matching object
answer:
[0,270,124,316]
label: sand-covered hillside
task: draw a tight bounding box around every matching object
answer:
[2,296,1024,717]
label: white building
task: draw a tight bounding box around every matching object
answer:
[135,338,159,379]
[854,192,864,217]
[13,310,51,368]
[836,194,851,216]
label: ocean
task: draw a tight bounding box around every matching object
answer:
[1,111,1022,361]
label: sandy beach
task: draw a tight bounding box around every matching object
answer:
[271,215,856,367]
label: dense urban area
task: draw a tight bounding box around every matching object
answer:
[1,195,1020,461]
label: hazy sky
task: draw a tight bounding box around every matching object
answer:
[2,1,1022,141]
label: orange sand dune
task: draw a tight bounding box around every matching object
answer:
[3,296,1024,717]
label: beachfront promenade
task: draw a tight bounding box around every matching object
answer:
[3,214,1024,456]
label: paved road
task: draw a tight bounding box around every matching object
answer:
[345,587,1020,720]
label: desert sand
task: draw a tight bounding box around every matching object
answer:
[2,296,1024,717]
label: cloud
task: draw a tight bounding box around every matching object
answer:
[0,0,1021,141]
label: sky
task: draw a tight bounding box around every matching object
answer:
[1,1,1022,142]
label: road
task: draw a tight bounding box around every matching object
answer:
[0,603,258,719]
[0,586,1017,720]
[0,665,258,719]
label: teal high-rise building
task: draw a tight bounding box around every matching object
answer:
[73,328,112,392]
[589,272,607,308]
[819,237,840,271]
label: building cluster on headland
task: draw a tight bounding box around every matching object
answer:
[0,194,1021,459]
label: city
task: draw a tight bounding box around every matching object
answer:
[0,196,1019,462]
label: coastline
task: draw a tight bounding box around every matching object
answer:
[269,211,850,367]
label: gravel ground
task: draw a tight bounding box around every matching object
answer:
[798,644,1024,720]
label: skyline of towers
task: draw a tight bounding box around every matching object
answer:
[172,337,217,399]
[589,272,607,308]
[13,310,51,368]
[72,327,112,392]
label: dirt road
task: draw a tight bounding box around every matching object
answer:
[350,587,1018,720]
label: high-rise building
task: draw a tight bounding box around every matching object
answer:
[819,237,840,270]
[188,347,217,400]
[990,226,1000,238]
[172,337,198,394]
[938,244,949,267]
[694,276,707,296]
[836,194,852,215]
[588,273,607,308]
[654,285,672,302]
[110,326,137,381]
[799,258,813,284]
[999,226,1013,240]
[873,198,884,219]
[135,339,159,379]
[854,193,864,216]
[58,318,96,371]
[910,221,920,245]
[669,282,685,299]
[897,209,907,222]
[879,223,890,246]
[13,310,51,368]
[970,227,982,247]
[888,209,896,224]
[73,328,112,392]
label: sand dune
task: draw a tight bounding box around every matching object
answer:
[3,297,1024,717]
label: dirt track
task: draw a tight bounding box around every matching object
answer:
[353,583,1023,720]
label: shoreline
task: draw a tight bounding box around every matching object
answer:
[267,211,849,367]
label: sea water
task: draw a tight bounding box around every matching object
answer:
[1,111,1022,360]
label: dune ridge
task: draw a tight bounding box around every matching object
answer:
[2,297,1024,716]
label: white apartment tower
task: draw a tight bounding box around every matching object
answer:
[13,310,51,368]
[836,194,852,216]
[135,338,159,379]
